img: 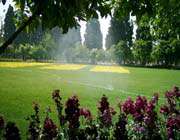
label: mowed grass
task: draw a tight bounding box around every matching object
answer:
[0,62,180,137]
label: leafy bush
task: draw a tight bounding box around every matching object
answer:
[0,87,180,140]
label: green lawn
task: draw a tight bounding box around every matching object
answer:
[0,62,180,137]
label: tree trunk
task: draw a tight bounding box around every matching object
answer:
[0,13,37,54]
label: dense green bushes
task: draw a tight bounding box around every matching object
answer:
[112,39,180,67]
[0,87,179,140]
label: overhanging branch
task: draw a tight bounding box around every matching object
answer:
[0,13,37,54]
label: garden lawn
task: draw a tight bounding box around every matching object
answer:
[0,62,180,137]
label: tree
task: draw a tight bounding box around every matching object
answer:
[114,41,132,64]
[90,49,98,64]
[3,4,43,47]
[132,40,152,65]
[170,39,180,65]
[106,14,133,49]
[84,18,102,49]
[58,27,81,48]
[151,39,180,66]
[96,49,106,62]
[136,15,152,41]
[17,44,31,60]
[0,0,111,53]
[74,44,90,62]
[28,25,44,45]
[3,5,16,41]
[151,0,180,40]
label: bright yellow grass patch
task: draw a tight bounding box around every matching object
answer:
[40,64,86,70]
[0,62,47,68]
[90,65,130,73]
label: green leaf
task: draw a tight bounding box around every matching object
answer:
[20,0,25,11]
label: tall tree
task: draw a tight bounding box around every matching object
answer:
[84,18,102,49]
[136,15,152,41]
[133,15,152,65]
[132,40,152,65]
[3,5,16,41]
[105,14,133,49]
[114,40,132,64]
[28,25,44,45]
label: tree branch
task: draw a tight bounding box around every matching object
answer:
[0,13,37,54]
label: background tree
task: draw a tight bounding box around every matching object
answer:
[136,15,152,41]
[84,18,102,49]
[3,5,17,57]
[106,14,133,49]
[28,25,44,45]
[151,0,180,41]
[114,41,132,64]
[3,5,16,42]
[151,40,180,66]
[90,49,98,64]
[170,39,180,65]
[132,40,152,65]
[58,27,81,48]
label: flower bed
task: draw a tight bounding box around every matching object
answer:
[0,87,179,140]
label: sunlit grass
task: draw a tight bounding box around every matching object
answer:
[90,65,130,73]
[0,62,47,68]
[40,64,87,70]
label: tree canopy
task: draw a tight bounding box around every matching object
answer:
[0,0,111,53]
[84,18,102,49]
[105,14,133,49]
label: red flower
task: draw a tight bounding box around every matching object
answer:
[65,95,80,129]
[166,116,180,139]
[122,97,135,115]
[102,109,112,126]
[135,96,147,111]
[80,108,92,120]
[98,95,109,114]
[43,117,58,138]
[160,105,170,115]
